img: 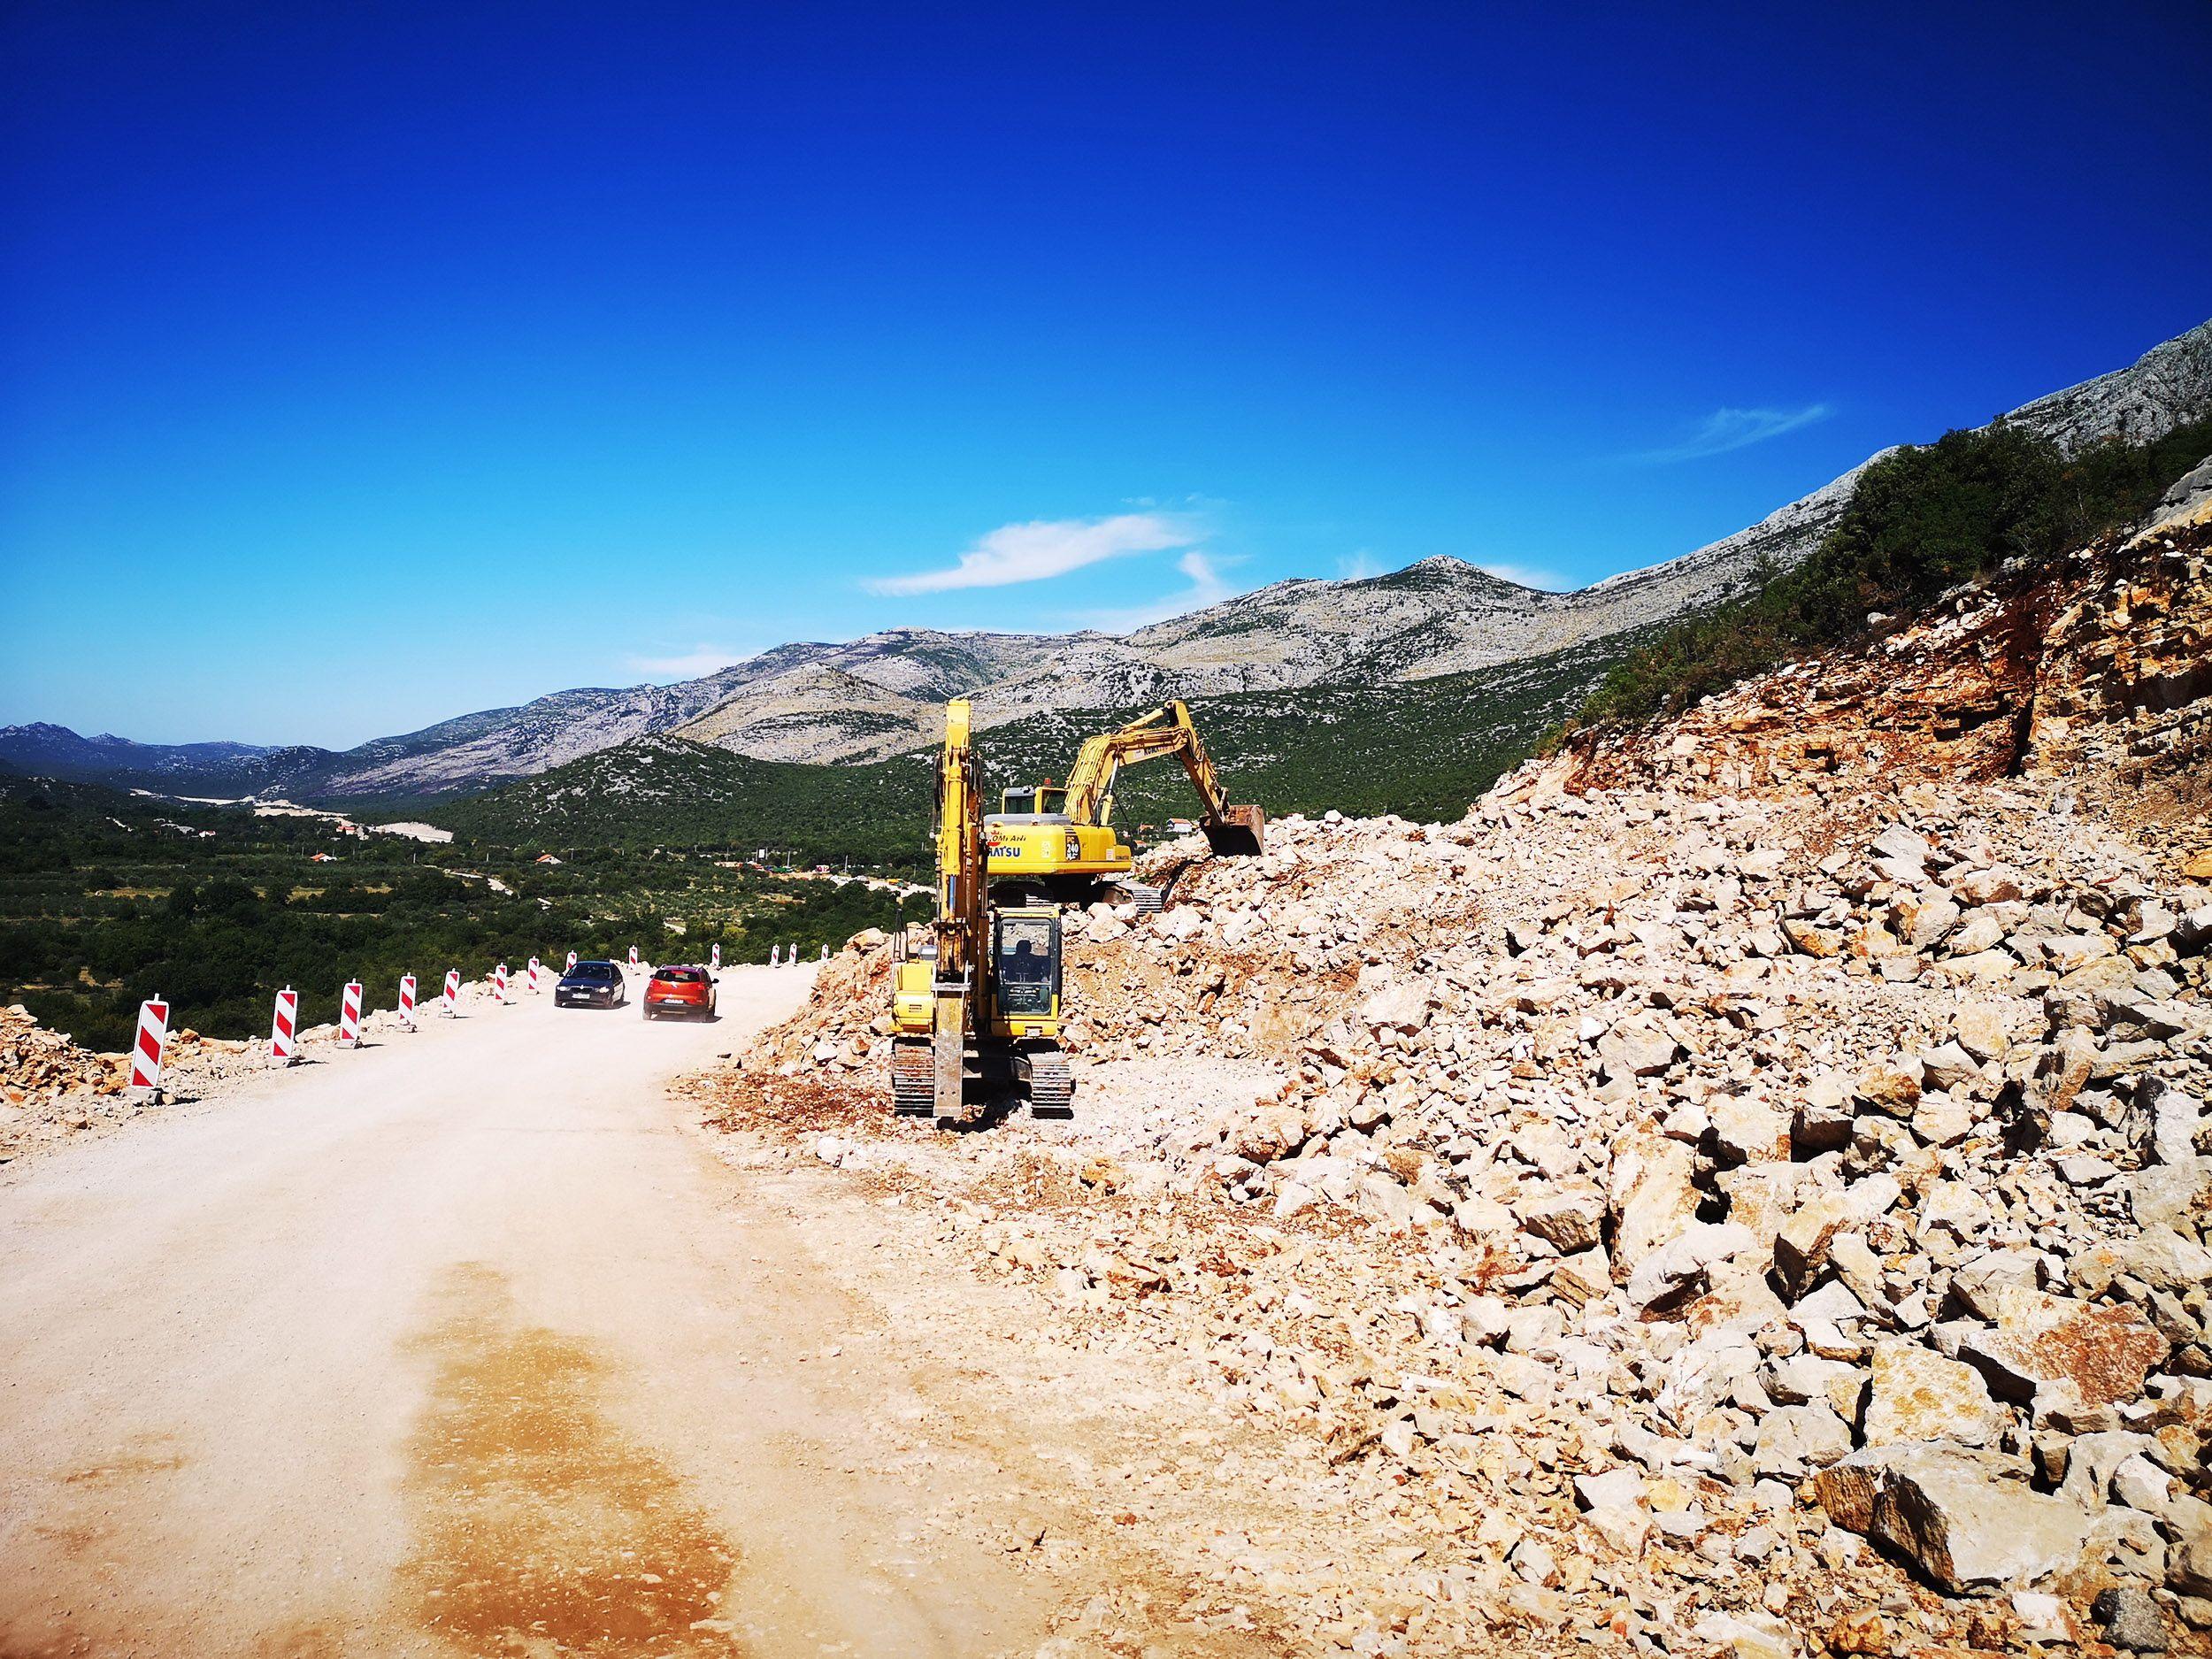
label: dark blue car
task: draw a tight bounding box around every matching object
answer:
[555,960,627,1008]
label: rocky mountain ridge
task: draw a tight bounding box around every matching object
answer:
[8,316,2208,802]
[432,621,1647,853]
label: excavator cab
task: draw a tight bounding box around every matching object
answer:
[998,785,1069,818]
[991,908,1061,1025]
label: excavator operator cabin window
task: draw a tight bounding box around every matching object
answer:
[995,912,1059,1014]
[1000,787,1068,818]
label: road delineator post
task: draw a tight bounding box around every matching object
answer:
[339,980,364,1048]
[527,956,541,994]
[442,968,460,1018]
[565,950,578,973]
[398,973,417,1031]
[131,995,170,1102]
[493,962,509,1003]
[271,987,299,1065]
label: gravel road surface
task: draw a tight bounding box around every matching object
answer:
[0,968,1061,1657]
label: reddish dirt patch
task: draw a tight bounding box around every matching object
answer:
[700,1072,887,1140]
[397,1263,745,1656]
[61,1437,187,1486]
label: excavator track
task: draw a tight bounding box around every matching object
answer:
[891,1041,936,1117]
[1020,1048,1074,1119]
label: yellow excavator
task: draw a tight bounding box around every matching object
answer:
[985,700,1263,910]
[889,699,1072,1121]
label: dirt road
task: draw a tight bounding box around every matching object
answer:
[0,970,1078,1658]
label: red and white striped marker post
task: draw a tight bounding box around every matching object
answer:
[710,941,720,972]
[628,945,640,969]
[492,962,509,1003]
[527,956,541,994]
[398,972,418,1030]
[131,995,169,1101]
[565,950,578,973]
[339,980,364,1047]
[442,968,460,1018]
[271,987,299,1065]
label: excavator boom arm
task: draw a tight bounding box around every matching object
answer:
[933,700,986,974]
[1058,703,1263,853]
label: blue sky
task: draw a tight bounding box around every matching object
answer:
[3,2,2208,747]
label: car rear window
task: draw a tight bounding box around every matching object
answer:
[653,967,707,983]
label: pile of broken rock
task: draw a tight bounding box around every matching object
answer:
[1200,782,2211,1630]
[759,774,2211,1651]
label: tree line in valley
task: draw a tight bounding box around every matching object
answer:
[0,778,926,1051]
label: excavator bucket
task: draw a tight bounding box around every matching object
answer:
[1204,803,1265,856]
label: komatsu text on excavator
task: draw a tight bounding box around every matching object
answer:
[889,700,1072,1122]
[985,700,1263,910]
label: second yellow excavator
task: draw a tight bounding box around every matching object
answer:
[985,700,1263,910]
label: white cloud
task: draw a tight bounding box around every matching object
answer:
[1478,562,1571,593]
[627,645,744,680]
[1335,550,1383,580]
[1172,549,1234,607]
[1080,549,1241,631]
[1633,403,1833,464]
[867,512,1201,595]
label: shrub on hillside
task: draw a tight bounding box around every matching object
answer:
[1573,413,2212,729]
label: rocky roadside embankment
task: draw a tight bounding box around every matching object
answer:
[0,989,507,1165]
[711,496,2212,1656]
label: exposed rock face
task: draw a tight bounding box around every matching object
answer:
[1555,495,2212,822]
[2007,319,2212,455]
[1,1003,118,1110]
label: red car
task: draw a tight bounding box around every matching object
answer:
[642,965,717,1020]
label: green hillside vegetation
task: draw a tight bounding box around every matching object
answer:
[426,627,1643,862]
[0,775,924,1051]
[973,630,1646,831]
[429,738,936,866]
[1574,413,2212,730]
